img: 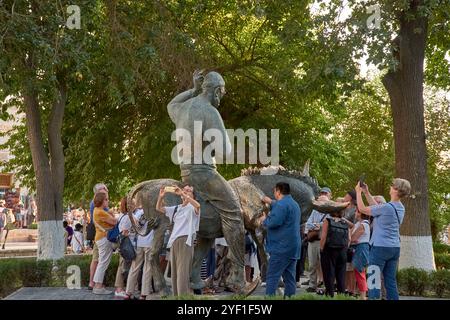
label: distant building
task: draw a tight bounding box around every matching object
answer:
[0,107,31,209]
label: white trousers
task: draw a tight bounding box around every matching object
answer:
[93,237,113,284]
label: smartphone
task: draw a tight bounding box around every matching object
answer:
[359,174,366,188]
[164,186,177,193]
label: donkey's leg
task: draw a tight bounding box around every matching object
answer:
[222,218,245,289]
[191,237,214,290]
[148,221,170,296]
[250,228,267,282]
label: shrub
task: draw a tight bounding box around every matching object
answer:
[19,259,53,287]
[433,242,450,255]
[28,223,38,230]
[435,253,450,269]
[53,254,119,287]
[397,267,429,296]
[429,269,450,298]
[0,253,120,298]
[0,259,23,297]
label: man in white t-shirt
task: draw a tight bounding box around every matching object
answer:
[156,184,200,296]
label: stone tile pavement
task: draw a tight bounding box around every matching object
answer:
[4,285,448,300]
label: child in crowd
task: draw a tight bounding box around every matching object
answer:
[72,223,84,254]
[350,209,371,300]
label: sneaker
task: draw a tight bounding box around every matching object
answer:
[114,291,128,298]
[93,287,113,295]
[306,287,316,293]
[261,282,266,287]
[296,282,302,288]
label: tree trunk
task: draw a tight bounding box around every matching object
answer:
[23,70,65,260]
[48,80,66,227]
[382,1,435,271]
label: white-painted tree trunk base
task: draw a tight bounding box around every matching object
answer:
[37,220,65,260]
[399,235,435,271]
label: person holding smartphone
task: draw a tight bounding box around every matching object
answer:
[355,178,411,300]
[156,184,200,296]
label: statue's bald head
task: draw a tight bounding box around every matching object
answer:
[201,71,226,108]
[202,72,225,90]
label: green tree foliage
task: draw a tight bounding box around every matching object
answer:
[2,0,360,205]
[0,0,448,241]
[332,79,395,198]
[424,88,450,239]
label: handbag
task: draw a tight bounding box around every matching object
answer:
[119,234,136,261]
[306,214,326,242]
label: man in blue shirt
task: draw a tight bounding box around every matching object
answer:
[259,182,301,297]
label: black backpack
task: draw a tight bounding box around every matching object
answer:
[326,217,349,249]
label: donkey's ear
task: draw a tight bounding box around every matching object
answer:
[302,159,310,177]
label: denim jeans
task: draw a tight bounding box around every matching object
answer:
[265,254,297,297]
[368,246,400,300]
[206,248,216,277]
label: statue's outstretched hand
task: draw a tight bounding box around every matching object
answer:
[193,69,204,92]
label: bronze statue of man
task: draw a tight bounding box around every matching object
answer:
[167,70,245,291]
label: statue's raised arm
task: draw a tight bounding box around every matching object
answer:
[167,70,204,123]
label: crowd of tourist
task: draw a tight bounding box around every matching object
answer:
[0,199,37,243]
[300,179,411,300]
[62,177,410,300]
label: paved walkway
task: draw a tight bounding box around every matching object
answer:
[5,284,448,300]
[0,242,38,250]
[0,242,38,258]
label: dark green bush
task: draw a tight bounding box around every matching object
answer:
[433,242,450,255]
[397,267,429,296]
[19,259,53,287]
[0,259,23,297]
[435,253,450,269]
[28,223,38,230]
[53,254,119,287]
[0,253,120,298]
[429,269,450,298]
